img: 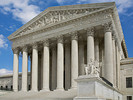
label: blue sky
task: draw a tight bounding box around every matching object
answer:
[0,0,133,75]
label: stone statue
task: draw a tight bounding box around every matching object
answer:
[84,64,89,75]
[84,59,100,77]
[94,60,100,77]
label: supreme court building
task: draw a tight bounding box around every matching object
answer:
[0,2,133,100]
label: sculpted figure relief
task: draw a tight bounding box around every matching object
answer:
[17,8,101,36]
[84,59,100,77]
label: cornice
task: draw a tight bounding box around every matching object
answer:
[120,58,133,65]
[8,2,115,40]
[122,38,128,58]
[111,5,128,57]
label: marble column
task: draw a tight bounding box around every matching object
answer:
[116,45,120,89]
[100,41,104,77]
[42,40,50,91]
[112,34,117,87]
[13,48,19,92]
[56,36,64,91]
[104,22,113,84]
[87,27,95,64]
[65,43,71,90]
[31,44,38,91]
[22,47,28,92]
[71,33,78,89]
[79,39,85,75]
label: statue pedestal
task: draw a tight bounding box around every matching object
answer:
[73,75,122,100]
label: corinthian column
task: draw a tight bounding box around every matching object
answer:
[56,36,64,91]
[71,33,78,89]
[112,33,116,87]
[13,48,19,92]
[42,40,50,91]
[95,37,100,71]
[87,27,95,64]
[104,22,113,84]
[22,46,28,92]
[31,44,38,92]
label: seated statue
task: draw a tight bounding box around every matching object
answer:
[84,59,100,77]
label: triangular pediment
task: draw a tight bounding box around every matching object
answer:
[8,2,115,40]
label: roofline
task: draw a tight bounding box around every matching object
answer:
[8,2,115,40]
[0,72,31,78]
[122,38,128,58]
[120,58,133,65]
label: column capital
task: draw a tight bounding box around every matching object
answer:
[112,31,116,40]
[86,27,94,36]
[71,32,78,40]
[43,40,49,47]
[32,44,38,49]
[112,34,115,40]
[57,35,63,43]
[104,22,112,32]
[12,48,19,54]
[22,46,28,52]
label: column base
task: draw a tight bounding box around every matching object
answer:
[70,86,77,89]
[74,97,105,100]
[68,87,77,92]
[40,88,50,92]
[21,90,28,92]
[13,89,18,92]
[30,89,38,92]
[55,88,64,91]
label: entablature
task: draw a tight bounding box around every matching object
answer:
[8,4,115,40]
[11,10,112,49]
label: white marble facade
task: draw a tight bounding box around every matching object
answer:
[3,2,130,99]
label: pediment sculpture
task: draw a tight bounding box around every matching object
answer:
[15,8,102,37]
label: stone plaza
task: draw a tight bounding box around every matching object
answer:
[0,2,133,100]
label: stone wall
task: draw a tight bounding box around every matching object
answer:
[120,58,133,100]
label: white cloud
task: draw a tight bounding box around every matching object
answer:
[0,0,41,24]
[0,69,13,76]
[56,0,64,4]
[56,0,133,14]
[5,25,17,32]
[0,34,8,49]
[87,0,133,14]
